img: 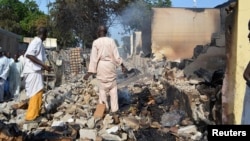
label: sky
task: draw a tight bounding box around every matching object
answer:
[21,0,229,45]
[172,0,228,8]
[31,0,229,13]
[28,0,229,13]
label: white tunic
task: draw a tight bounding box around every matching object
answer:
[9,61,22,97]
[88,37,123,83]
[22,37,47,98]
[0,56,10,80]
[18,55,25,77]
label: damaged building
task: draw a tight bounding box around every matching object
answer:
[0,0,249,140]
[0,28,22,55]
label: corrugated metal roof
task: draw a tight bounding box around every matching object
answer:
[0,28,21,39]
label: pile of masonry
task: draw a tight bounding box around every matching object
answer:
[0,45,224,141]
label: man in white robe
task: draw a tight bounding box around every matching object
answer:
[0,48,10,103]
[9,54,23,100]
[3,52,13,99]
[22,27,52,121]
[84,25,127,113]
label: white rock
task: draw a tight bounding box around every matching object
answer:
[53,111,64,118]
[75,118,87,126]
[121,133,128,141]
[177,125,197,135]
[191,131,202,141]
[67,118,74,123]
[61,113,73,122]
[87,117,95,129]
[101,133,122,141]
[23,122,39,131]
[51,120,65,127]
[106,126,119,134]
[79,129,97,140]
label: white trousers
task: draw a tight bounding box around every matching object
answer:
[98,80,118,112]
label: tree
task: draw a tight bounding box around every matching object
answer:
[49,0,116,48]
[0,0,47,36]
[146,0,172,8]
[20,0,48,36]
[48,0,171,48]
[0,0,27,34]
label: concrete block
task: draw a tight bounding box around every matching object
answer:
[75,118,87,126]
[79,129,97,140]
[94,104,106,119]
[215,35,225,47]
[61,114,73,122]
[23,122,39,131]
[177,125,197,135]
[54,111,64,118]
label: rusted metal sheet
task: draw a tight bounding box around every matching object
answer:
[0,28,21,56]
[151,8,221,60]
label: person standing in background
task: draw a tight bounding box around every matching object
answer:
[18,50,26,90]
[22,27,52,121]
[9,54,23,101]
[3,51,13,100]
[18,50,26,72]
[0,48,9,103]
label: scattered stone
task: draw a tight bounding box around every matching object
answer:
[94,104,106,119]
[23,122,39,131]
[79,129,97,140]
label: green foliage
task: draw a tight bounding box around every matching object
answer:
[49,0,118,48]
[145,0,172,7]
[0,0,26,33]
[0,0,171,48]
[48,0,172,48]
[0,0,47,36]
[20,13,48,36]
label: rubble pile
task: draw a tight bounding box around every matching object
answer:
[117,44,224,140]
[0,72,214,141]
[0,72,175,140]
[0,45,224,141]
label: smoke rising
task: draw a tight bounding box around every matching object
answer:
[118,0,153,56]
[119,0,152,32]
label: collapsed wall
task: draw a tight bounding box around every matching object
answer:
[45,48,87,89]
[151,8,222,61]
